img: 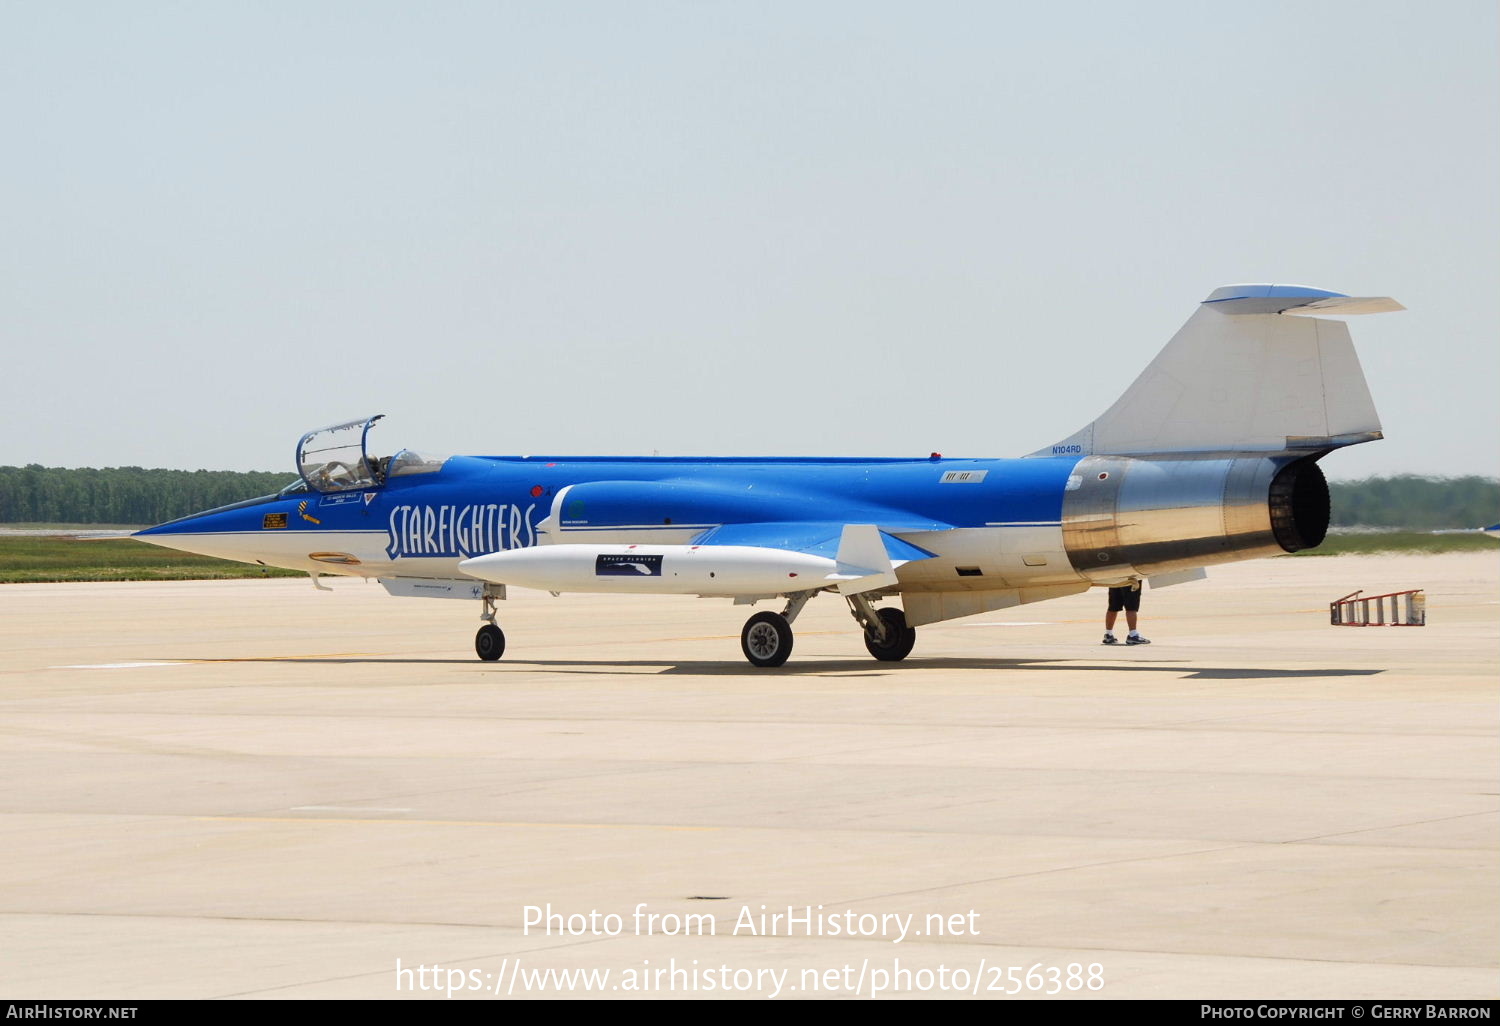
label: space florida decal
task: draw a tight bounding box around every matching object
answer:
[385,503,538,559]
[595,554,664,576]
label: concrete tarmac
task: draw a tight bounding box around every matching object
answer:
[1,552,1496,1000]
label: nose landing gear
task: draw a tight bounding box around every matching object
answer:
[475,623,506,661]
[474,586,507,662]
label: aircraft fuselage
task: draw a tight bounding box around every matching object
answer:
[135,449,1326,601]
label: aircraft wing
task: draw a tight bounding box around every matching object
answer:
[690,521,936,562]
[691,521,938,596]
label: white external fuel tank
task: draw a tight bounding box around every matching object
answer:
[458,544,836,596]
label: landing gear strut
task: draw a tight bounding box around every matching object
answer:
[475,586,507,662]
[847,594,916,662]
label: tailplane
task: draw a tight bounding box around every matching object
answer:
[1031,285,1403,458]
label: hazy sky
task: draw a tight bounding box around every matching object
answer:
[2,1,1496,480]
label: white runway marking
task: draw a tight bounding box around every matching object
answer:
[291,806,414,814]
[959,621,1054,627]
[51,661,187,669]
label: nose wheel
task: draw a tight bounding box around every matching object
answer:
[475,623,506,661]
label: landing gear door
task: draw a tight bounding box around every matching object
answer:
[297,415,385,494]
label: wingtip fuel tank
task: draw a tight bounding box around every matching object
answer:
[458,544,841,597]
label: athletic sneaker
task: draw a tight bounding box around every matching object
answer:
[1126,634,1151,645]
[1102,633,1118,645]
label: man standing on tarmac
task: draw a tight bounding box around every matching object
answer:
[1103,581,1151,646]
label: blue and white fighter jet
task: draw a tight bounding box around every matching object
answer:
[135,284,1403,666]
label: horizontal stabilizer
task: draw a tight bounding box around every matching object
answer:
[1203,284,1404,316]
[1281,296,1404,317]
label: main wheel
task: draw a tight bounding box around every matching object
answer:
[475,623,506,661]
[741,611,793,667]
[864,607,916,661]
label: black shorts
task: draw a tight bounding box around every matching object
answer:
[1107,585,1141,613]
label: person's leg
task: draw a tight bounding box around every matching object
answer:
[1103,595,1120,643]
[1125,598,1150,643]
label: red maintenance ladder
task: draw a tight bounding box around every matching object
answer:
[1330,589,1426,627]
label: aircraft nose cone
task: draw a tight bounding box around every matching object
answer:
[132,519,199,549]
[459,548,556,588]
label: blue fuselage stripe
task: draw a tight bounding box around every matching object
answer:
[137,456,1084,562]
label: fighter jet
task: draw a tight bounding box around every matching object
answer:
[135,284,1403,666]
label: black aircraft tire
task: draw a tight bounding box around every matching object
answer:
[475,623,506,661]
[741,611,793,668]
[864,607,916,662]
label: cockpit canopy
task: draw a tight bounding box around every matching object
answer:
[297,415,385,493]
[294,415,451,494]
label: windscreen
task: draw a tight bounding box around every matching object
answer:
[296,415,384,493]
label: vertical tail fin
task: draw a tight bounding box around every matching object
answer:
[1030,285,1403,458]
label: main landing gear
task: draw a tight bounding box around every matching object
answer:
[847,592,916,662]
[741,611,793,667]
[739,591,812,668]
[862,606,917,661]
[736,591,918,667]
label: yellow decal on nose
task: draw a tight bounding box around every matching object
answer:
[298,501,322,525]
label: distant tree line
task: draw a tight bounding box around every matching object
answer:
[0,466,1496,529]
[0,466,293,525]
[1328,475,1499,530]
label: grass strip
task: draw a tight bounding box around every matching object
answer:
[0,536,303,583]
